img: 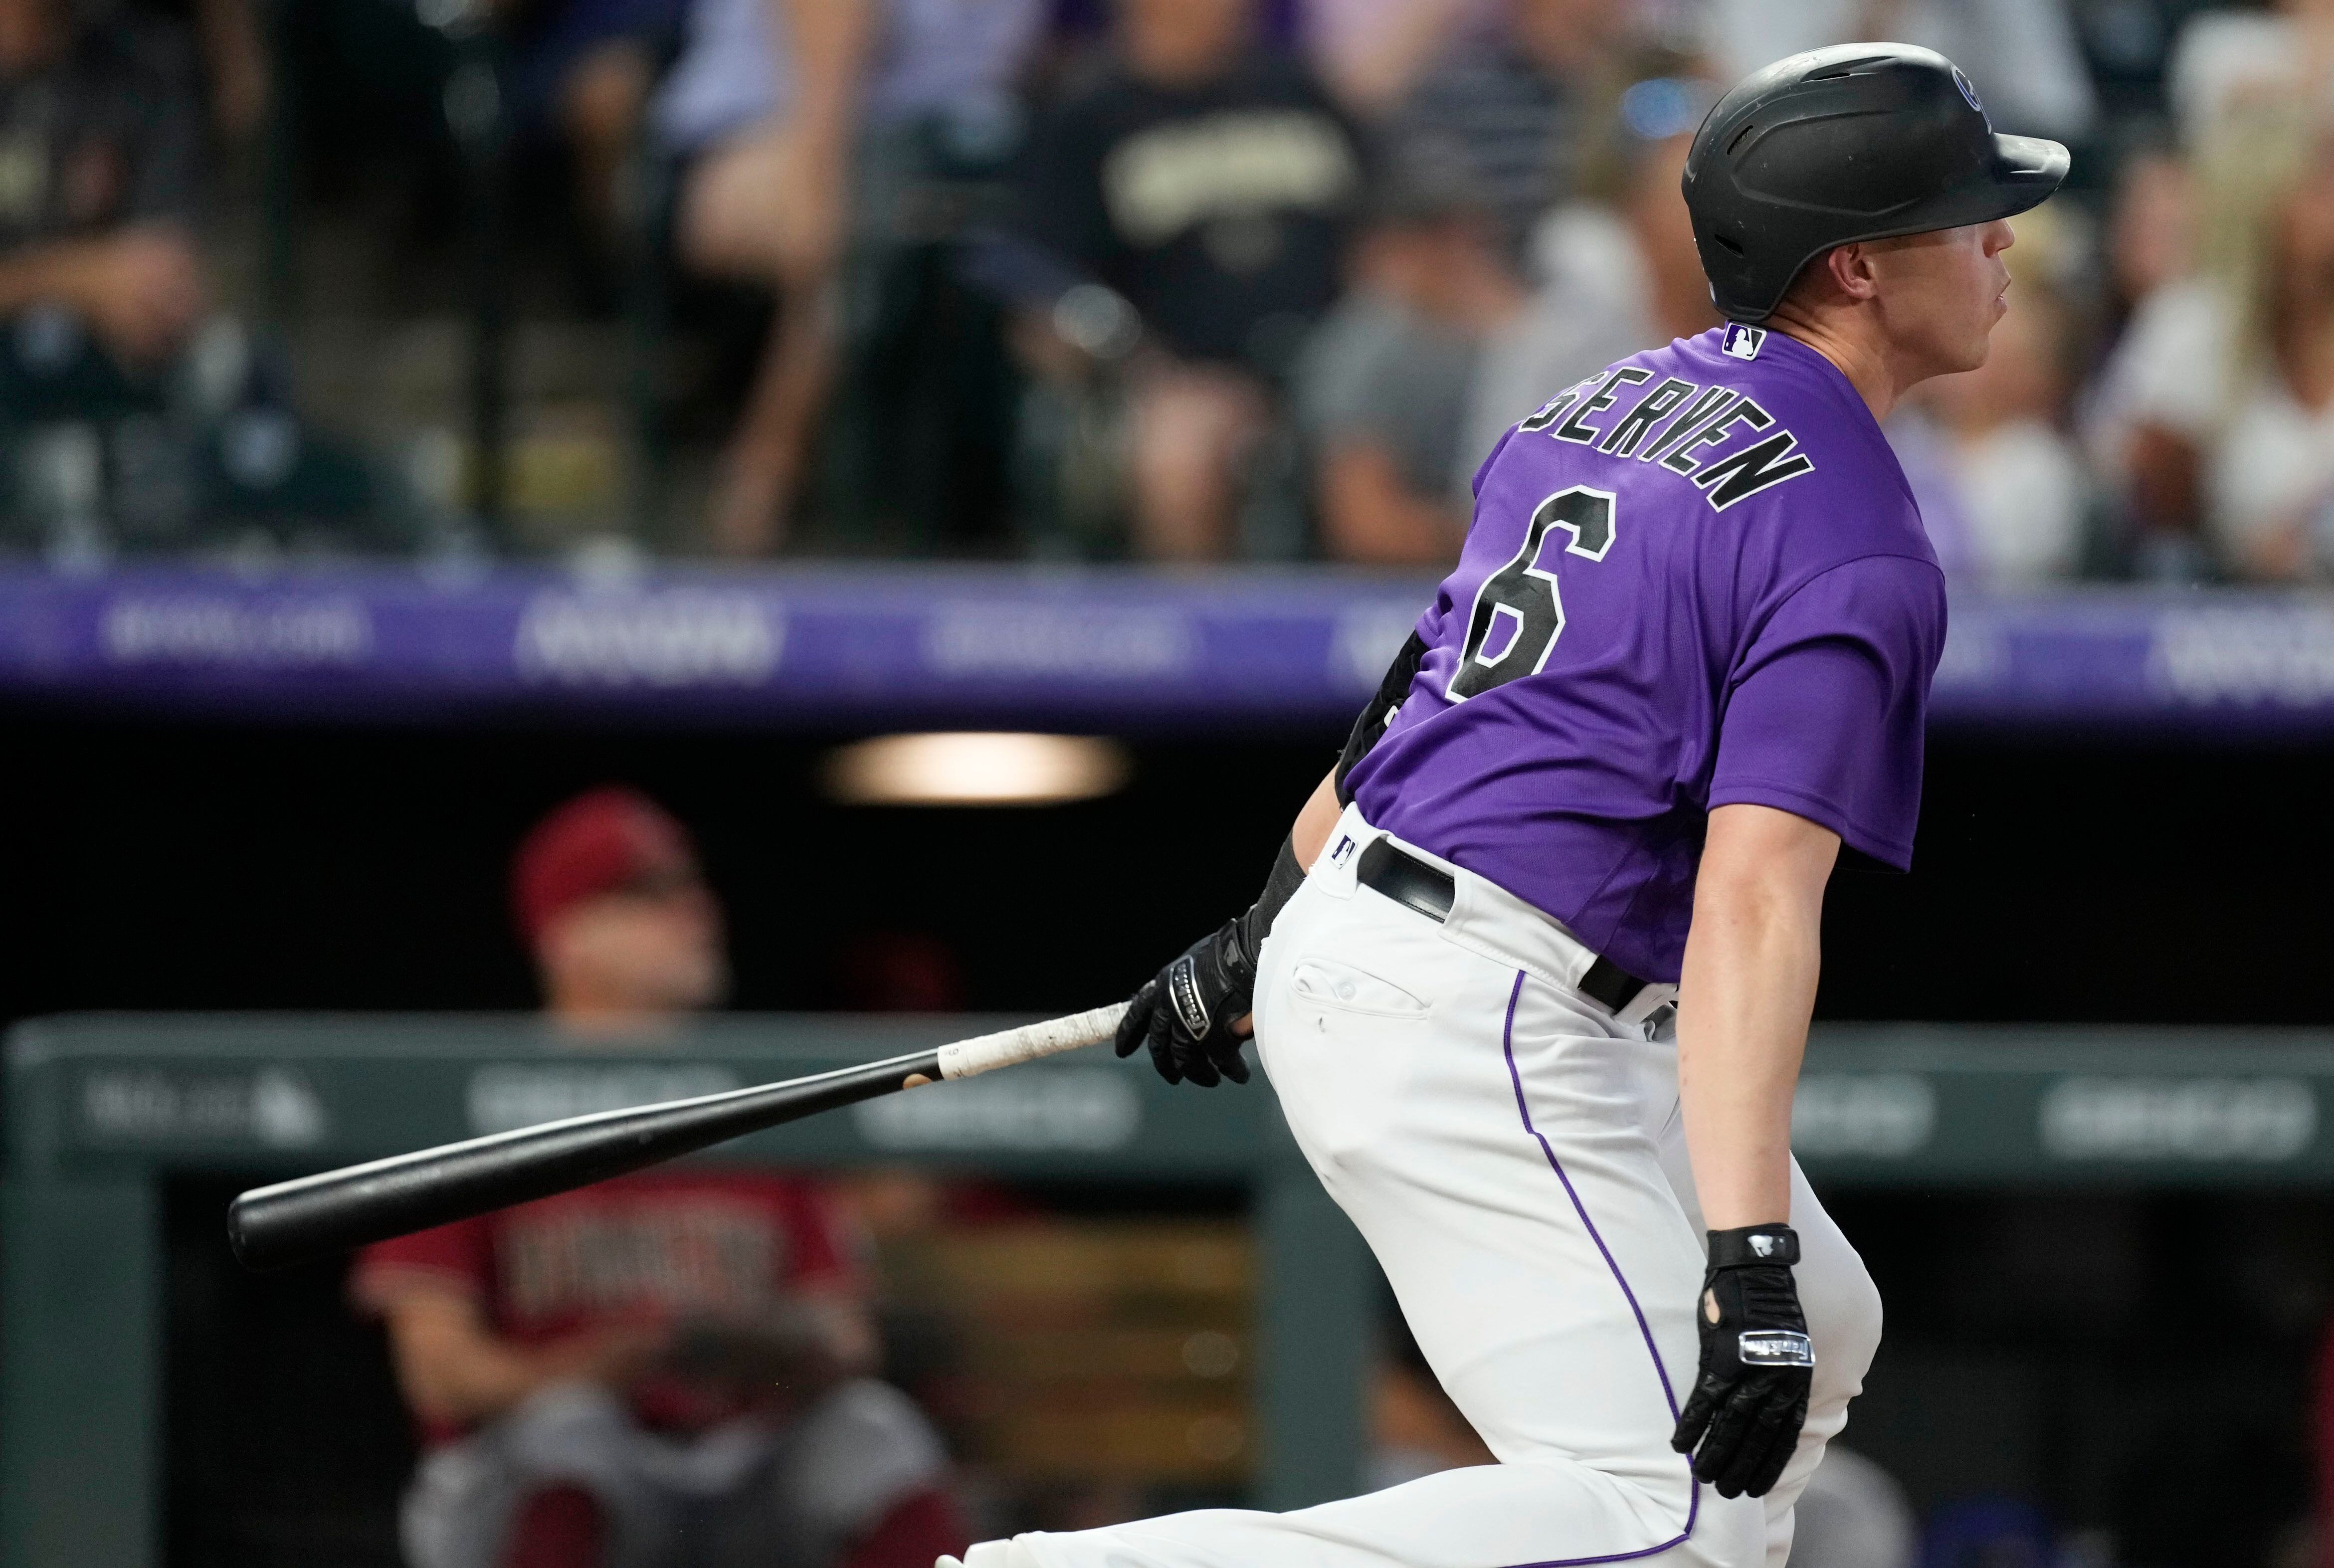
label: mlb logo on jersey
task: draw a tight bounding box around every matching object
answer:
[1721,323,1765,360]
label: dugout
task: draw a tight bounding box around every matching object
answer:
[7,1017,2334,1568]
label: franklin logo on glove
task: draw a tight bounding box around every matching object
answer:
[1739,1330,1818,1367]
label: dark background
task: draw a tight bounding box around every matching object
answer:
[9,712,2334,1027]
[8,711,2333,1566]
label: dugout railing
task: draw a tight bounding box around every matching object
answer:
[9,1015,2334,1568]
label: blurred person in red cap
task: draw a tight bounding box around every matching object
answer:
[510,785,732,1031]
[352,786,970,1568]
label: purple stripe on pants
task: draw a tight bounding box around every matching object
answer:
[1495,969,1701,1567]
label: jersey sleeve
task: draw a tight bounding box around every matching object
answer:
[348,1214,494,1314]
[1709,555,1946,870]
[2111,281,2233,439]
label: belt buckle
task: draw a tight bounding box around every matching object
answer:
[1615,985,1679,1029]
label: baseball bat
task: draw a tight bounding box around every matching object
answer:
[226,1002,1129,1273]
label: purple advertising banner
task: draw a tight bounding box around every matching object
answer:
[4,565,2334,736]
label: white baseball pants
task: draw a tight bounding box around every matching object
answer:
[965,805,1882,1568]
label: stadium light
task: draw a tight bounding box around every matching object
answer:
[821,732,1131,806]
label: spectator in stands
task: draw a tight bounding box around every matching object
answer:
[1293,72,1720,566]
[2095,143,2193,349]
[653,0,1047,555]
[133,0,269,143]
[997,0,1362,559]
[652,0,871,556]
[1451,81,1720,502]
[1899,280,2092,585]
[1293,146,1520,564]
[2075,143,2191,570]
[1701,0,2096,144]
[354,787,968,1568]
[0,0,207,379]
[1391,0,1645,267]
[494,0,688,251]
[2166,0,2334,153]
[1294,0,1495,118]
[2091,112,2334,581]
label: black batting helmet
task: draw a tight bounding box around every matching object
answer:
[1681,44,2069,323]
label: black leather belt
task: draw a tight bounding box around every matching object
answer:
[1354,838,1652,1014]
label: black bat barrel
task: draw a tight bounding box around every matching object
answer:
[227,1047,943,1272]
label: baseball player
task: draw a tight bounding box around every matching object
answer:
[946,44,2065,1568]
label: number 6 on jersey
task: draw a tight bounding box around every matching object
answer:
[1447,485,1617,701]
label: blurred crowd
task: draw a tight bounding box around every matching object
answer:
[3,0,2334,585]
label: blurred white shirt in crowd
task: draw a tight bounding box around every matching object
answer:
[2167,7,2334,151]
[656,0,1046,155]
[1908,412,2088,585]
[2091,278,2334,569]
[1297,0,1502,111]
[1701,0,2097,140]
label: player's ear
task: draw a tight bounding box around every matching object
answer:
[1825,241,1883,302]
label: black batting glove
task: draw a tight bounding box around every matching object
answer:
[1115,919,1256,1087]
[1670,1224,1814,1500]
[1116,836,1308,1089]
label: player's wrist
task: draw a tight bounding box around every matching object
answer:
[1120,833,1305,1088]
[1232,835,1306,972]
[1705,1223,1800,1269]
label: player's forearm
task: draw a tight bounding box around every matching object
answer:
[1674,805,1837,1230]
[383,1295,642,1425]
[387,1316,569,1423]
[1676,896,1814,1227]
[1291,770,1342,870]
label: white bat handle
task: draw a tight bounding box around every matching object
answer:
[936,1001,1131,1081]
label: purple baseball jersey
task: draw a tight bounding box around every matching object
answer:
[1345,323,1947,984]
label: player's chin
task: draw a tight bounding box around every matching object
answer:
[1952,308,2005,372]
[1939,336,1991,377]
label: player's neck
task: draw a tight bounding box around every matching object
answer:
[1763,312,1908,423]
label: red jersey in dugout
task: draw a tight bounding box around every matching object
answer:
[351,1167,862,1439]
